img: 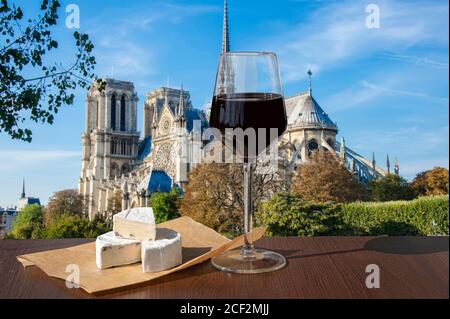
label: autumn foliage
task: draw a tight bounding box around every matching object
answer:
[179,163,283,235]
[45,189,86,224]
[292,153,366,203]
[411,167,449,196]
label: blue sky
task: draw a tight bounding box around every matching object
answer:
[0,0,448,207]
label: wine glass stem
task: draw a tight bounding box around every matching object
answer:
[242,162,255,257]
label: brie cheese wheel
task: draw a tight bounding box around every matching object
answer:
[141,228,182,273]
[113,207,156,241]
[95,231,141,270]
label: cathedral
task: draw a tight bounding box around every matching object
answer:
[79,1,396,220]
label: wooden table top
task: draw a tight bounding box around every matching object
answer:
[0,236,448,299]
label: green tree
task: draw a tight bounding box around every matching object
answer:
[9,204,43,239]
[149,188,181,224]
[0,0,101,142]
[369,174,416,202]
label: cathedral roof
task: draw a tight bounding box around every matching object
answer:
[137,136,152,161]
[17,197,40,210]
[138,170,176,195]
[285,92,337,131]
[185,109,209,132]
[147,170,172,193]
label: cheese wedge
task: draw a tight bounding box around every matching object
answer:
[95,231,141,270]
[113,207,156,241]
[141,228,182,273]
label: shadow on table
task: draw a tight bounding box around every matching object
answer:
[277,236,449,261]
[181,247,213,263]
[364,236,449,255]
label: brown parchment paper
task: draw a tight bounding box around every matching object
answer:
[16,216,267,295]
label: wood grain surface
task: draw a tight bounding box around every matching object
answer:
[0,236,448,299]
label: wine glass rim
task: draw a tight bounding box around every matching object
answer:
[221,51,277,57]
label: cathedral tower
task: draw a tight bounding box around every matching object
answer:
[79,78,139,219]
[282,70,338,169]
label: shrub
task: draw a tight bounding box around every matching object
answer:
[149,188,181,224]
[7,206,111,239]
[41,214,111,239]
[339,195,449,236]
[256,193,343,236]
[256,193,448,236]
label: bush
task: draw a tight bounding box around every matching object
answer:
[340,195,449,236]
[6,205,111,239]
[256,193,448,236]
[149,188,181,224]
[40,214,111,239]
[256,193,343,236]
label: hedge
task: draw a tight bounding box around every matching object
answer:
[256,194,449,236]
[339,195,449,236]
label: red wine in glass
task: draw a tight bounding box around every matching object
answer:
[210,92,287,160]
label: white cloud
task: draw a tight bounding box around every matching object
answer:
[87,1,220,80]
[382,53,449,69]
[324,79,449,112]
[261,0,449,82]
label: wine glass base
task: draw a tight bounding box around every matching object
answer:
[211,248,286,274]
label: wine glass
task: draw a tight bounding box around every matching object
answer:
[209,52,287,273]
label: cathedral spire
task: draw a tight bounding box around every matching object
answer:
[222,0,230,53]
[21,178,26,199]
[394,157,399,176]
[164,89,169,108]
[152,103,158,129]
[372,152,376,171]
[307,69,313,95]
[339,137,346,161]
[386,154,391,175]
[178,85,185,118]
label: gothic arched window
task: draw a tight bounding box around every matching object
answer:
[120,95,126,131]
[122,163,130,175]
[111,94,117,130]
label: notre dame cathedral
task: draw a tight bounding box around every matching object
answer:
[79,0,397,220]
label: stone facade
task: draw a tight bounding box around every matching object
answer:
[79,79,140,219]
[79,82,206,219]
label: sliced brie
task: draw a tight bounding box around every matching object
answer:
[95,231,141,270]
[141,228,182,273]
[113,207,156,241]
